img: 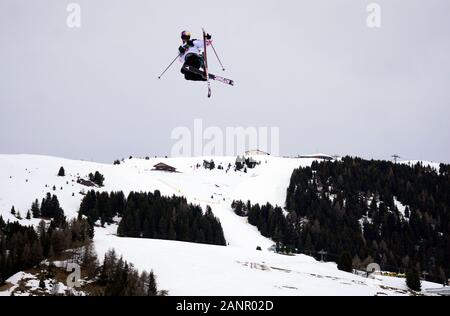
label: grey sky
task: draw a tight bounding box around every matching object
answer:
[1,0,449,163]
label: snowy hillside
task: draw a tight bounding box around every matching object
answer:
[0,154,312,250]
[0,154,442,295]
[400,160,442,171]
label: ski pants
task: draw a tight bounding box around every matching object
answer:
[181,53,206,81]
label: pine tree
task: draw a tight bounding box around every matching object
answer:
[52,207,66,228]
[89,171,105,186]
[10,206,15,216]
[39,277,46,289]
[337,251,353,272]
[31,199,41,218]
[58,167,65,177]
[26,210,31,220]
[95,171,105,186]
[82,243,99,279]
[147,270,157,296]
[406,267,421,291]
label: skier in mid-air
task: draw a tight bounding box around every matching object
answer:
[178,30,212,81]
[157,29,233,96]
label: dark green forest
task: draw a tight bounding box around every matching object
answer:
[0,215,92,285]
[1,193,166,295]
[232,157,450,284]
[79,190,226,246]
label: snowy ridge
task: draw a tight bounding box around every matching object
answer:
[0,154,442,295]
[0,154,311,250]
[400,160,442,171]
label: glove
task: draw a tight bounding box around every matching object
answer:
[206,33,212,40]
[178,45,186,54]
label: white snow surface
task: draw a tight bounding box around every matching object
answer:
[400,160,441,172]
[0,154,309,250]
[94,225,439,296]
[0,270,84,296]
[394,197,410,222]
[0,154,443,295]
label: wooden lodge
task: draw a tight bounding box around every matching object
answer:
[152,162,177,172]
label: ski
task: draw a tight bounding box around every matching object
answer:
[183,66,234,86]
[211,74,234,86]
[202,28,211,98]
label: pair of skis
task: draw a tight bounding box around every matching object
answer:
[183,66,234,86]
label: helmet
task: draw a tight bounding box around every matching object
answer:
[181,30,191,41]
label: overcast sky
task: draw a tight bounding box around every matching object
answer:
[1,0,449,163]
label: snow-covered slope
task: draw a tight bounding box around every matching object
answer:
[400,160,442,171]
[94,225,443,296]
[0,154,441,295]
[0,154,312,250]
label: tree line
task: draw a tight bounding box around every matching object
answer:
[96,249,167,296]
[79,190,227,246]
[232,157,450,285]
[1,192,167,295]
[0,215,92,285]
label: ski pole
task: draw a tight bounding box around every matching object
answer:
[210,42,225,71]
[158,54,180,79]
